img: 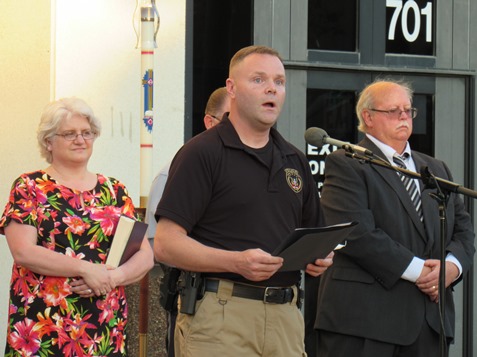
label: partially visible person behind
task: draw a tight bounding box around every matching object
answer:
[0,97,154,357]
[315,79,475,357]
[145,86,230,357]
[145,87,231,244]
[154,45,333,357]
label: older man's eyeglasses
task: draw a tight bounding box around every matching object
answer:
[369,107,418,120]
[55,130,97,141]
[209,114,222,122]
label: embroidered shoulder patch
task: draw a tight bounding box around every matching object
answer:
[285,168,303,193]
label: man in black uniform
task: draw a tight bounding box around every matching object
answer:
[145,87,230,357]
[154,45,332,357]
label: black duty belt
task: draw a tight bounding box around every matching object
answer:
[204,279,294,304]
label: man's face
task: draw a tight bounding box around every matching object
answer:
[227,53,286,130]
[363,83,413,152]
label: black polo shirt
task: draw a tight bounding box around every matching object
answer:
[156,115,319,286]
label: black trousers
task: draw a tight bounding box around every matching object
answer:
[317,319,448,357]
[304,275,320,356]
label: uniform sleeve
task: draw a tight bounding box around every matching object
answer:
[155,140,217,233]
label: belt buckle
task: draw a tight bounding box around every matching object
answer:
[264,287,285,304]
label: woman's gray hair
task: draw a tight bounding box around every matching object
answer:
[37,97,101,163]
[356,78,413,133]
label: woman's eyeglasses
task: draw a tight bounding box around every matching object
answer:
[55,130,97,141]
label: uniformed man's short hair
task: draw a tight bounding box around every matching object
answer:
[229,45,283,74]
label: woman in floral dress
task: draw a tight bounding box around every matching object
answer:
[0,98,154,356]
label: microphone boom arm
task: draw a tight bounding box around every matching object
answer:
[345,152,477,199]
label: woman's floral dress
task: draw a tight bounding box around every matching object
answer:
[0,170,139,357]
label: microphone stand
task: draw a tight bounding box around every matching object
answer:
[344,149,477,199]
[420,167,448,357]
[344,148,477,357]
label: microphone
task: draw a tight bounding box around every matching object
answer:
[304,127,374,157]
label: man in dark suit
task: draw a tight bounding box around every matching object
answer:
[315,79,475,357]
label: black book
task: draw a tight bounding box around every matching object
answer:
[273,221,358,271]
[106,215,148,267]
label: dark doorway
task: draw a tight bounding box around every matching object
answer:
[192,0,253,136]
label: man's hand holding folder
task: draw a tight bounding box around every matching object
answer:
[273,222,358,272]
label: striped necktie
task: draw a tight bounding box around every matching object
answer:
[393,154,423,221]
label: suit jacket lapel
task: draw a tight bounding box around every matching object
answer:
[359,138,428,241]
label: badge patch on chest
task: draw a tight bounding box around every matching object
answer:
[285,168,303,193]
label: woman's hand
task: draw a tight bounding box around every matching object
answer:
[79,262,116,296]
[70,278,96,297]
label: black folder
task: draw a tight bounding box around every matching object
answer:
[273,222,358,271]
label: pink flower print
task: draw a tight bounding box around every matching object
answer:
[7,318,41,356]
[8,303,18,315]
[96,293,120,325]
[39,277,71,309]
[60,312,97,357]
[64,247,85,260]
[89,206,121,236]
[63,215,90,235]
[87,234,100,249]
